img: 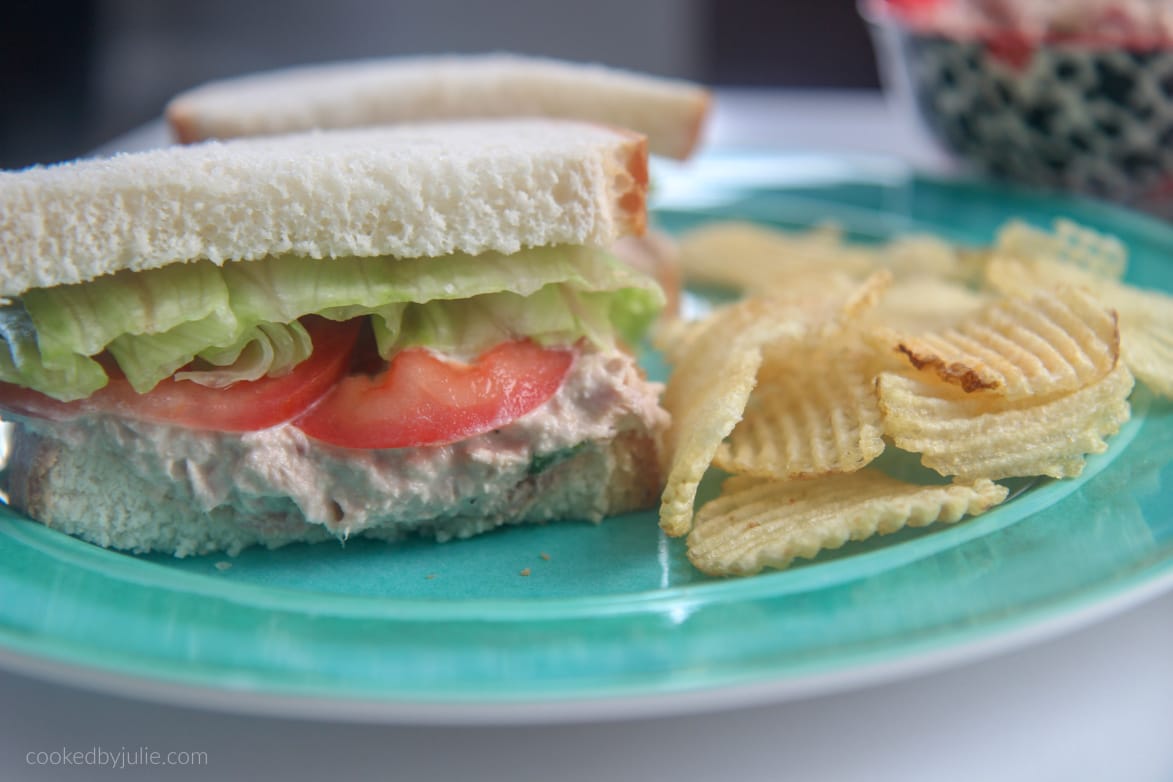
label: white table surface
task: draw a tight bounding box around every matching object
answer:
[3,89,1173,782]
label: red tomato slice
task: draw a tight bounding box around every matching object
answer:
[0,317,361,432]
[294,339,574,449]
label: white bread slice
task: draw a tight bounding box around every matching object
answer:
[165,53,710,160]
[0,119,647,298]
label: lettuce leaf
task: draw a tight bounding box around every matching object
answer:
[177,321,314,388]
[3,246,663,400]
[0,305,107,400]
[24,261,236,365]
[377,285,657,358]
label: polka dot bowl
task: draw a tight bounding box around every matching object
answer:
[863,0,1173,218]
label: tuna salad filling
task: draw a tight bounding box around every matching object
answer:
[7,345,668,555]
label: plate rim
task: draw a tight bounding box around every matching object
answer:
[2,560,1171,725]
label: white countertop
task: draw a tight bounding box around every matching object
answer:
[3,89,1172,782]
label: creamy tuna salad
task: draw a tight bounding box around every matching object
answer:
[10,346,667,555]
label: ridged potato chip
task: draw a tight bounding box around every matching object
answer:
[885,286,1119,397]
[995,219,1127,280]
[652,314,710,367]
[687,470,1008,576]
[877,362,1134,481]
[862,278,991,334]
[881,234,986,285]
[652,270,863,366]
[715,344,885,479]
[658,298,771,538]
[987,256,1173,399]
[1119,307,1173,400]
[676,221,877,291]
[660,216,1157,578]
[659,272,892,536]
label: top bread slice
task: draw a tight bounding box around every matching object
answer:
[166,53,710,161]
[0,119,647,298]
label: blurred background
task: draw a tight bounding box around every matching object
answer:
[0,0,880,169]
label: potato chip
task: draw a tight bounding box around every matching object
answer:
[881,234,986,285]
[883,286,1119,397]
[653,271,855,366]
[659,272,892,536]
[995,219,1127,280]
[651,314,709,367]
[1118,308,1173,399]
[658,299,770,538]
[658,215,1157,578]
[676,221,877,291]
[877,362,1134,481]
[862,277,992,335]
[656,268,891,375]
[758,270,892,369]
[986,256,1173,399]
[687,470,1008,576]
[714,344,885,479]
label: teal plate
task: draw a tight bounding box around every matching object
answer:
[2,152,1171,723]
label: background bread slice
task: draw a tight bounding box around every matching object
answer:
[0,119,647,298]
[166,53,710,160]
[5,425,662,557]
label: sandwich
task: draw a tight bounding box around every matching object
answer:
[0,119,670,556]
[165,53,711,160]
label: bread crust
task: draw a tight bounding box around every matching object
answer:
[0,120,648,297]
[165,53,710,160]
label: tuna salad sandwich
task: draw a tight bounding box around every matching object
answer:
[0,119,670,556]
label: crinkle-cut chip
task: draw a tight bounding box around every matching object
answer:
[659,271,899,536]
[877,362,1134,481]
[715,345,885,479]
[653,272,860,366]
[885,286,1119,397]
[995,219,1128,280]
[757,268,890,327]
[657,270,892,370]
[986,256,1173,399]
[676,221,878,290]
[659,300,774,537]
[839,268,892,320]
[687,471,1008,576]
[863,278,992,335]
[657,296,812,371]
[658,274,893,537]
[881,234,985,285]
[652,314,710,367]
[1120,314,1173,399]
[759,269,893,368]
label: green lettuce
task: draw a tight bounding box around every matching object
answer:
[0,305,108,400]
[176,321,314,388]
[2,246,662,400]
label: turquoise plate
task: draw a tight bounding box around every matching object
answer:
[1,153,1171,723]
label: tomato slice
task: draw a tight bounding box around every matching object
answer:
[0,317,361,432]
[294,339,574,449]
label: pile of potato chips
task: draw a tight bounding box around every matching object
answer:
[655,219,1172,577]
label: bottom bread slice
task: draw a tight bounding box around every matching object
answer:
[2,347,667,556]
